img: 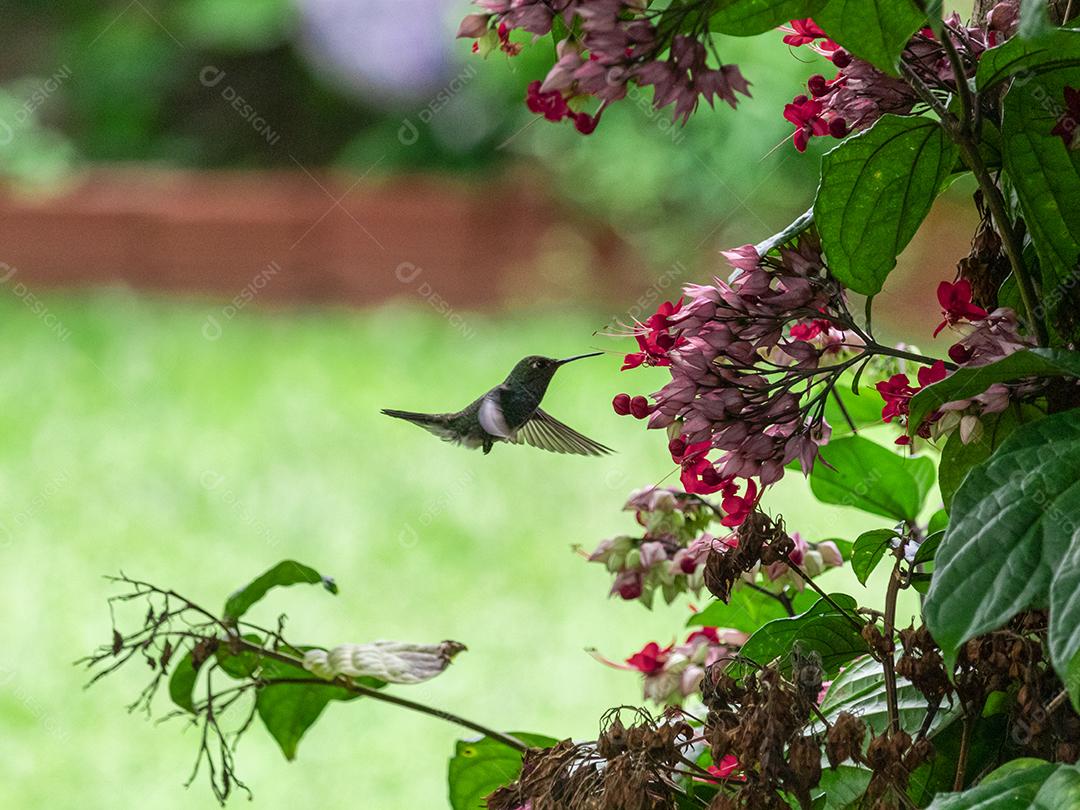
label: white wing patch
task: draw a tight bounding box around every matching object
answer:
[478,392,512,438]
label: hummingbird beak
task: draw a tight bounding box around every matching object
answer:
[556,351,603,366]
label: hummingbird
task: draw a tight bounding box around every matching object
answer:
[381,353,613,456]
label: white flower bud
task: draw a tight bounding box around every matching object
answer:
[302,640,466,685]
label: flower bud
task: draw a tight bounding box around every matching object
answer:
[630,395,653,419]
[612,393,632,415]
[456,13,491,38]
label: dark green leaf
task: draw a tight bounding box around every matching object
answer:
[255,657,360,761]
[815,0,925,75]
[1001,66,1080,310]
[1033,762,1080,805]
[909,714,1010,803]
[168,648,199,714]
[909,348,1080,433]
[223,560,337,621]
[709,0,828,37]
[810,435,935,522]
[448,733,558,810]
[815,115,958,296]
[938,406,1044,511]
[925,760,1061,808]
[733,594,867,679]
[851,528,897,585]
[976,28,1080,91]
[924,412,1080,708]
[913,530,944,566]
[688,587,818,633]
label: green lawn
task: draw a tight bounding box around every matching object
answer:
[0,291,911,809]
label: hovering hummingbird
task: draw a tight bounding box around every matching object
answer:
[382,353,613,455]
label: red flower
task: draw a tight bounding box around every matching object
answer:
[934,280,988,337]
[526,80,569,122]
[876,373,916,422]
[720,479,758,527]
[680,455,729,495]
[685,627,720,645]
[1050,86,1080,149]
[917,360,948,388]
[625,641,671,675]
[623,299,687,369]
[696,755,744,782]
[783,95,830,152]
[781,19,837,51]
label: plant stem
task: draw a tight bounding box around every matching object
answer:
[954,716,973,790]
[234,638,530,753]
[882,553,904,736]
[901,48,1049,346]
[781,556,864,631]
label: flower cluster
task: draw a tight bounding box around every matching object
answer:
[586,486,716,605]
[593,625,748,704]
[876,278,1038,445]
[780,7,1017,152]
[614,232,863,519]
[458,0,751,133]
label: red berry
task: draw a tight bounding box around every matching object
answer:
[629,396,653,419]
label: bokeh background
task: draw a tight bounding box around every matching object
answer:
[0,2,967,808]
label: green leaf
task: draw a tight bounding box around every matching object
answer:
[909,714,1010,802]
[223,560,337,621]
[851,528,897,585]
[909,348,1080,433]
[810,435,935,522]
[913,530,944,566]
[825,386,887,436]
[1034,762,1080,805]
[976,28,1080,91]
[938,406,1044,511]
[733,594,867,679]
[448,733,558,810]
[924,412,1080,708]
[819,655,961,738]
[814,766,873,809]
[925,760,1062,808]
[168,648,199,714]
[928,507,949,534]
[753,207,814,256]
[255,657,360,761]
[815,115,959,296]
[709,0,828,37]
[688,586,818,633]
[815,0,925,75]
[1001,65,1080,311]
[215,634,263,679]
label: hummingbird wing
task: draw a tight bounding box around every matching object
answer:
[512,409,614,456]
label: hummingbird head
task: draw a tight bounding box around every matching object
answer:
[506,352,602,397]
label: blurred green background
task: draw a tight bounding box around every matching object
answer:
[0,2,942,809]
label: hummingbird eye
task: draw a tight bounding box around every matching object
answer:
[531,360,542,368]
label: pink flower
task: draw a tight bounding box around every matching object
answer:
[783,95,830,152]
[934,279,988,336]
